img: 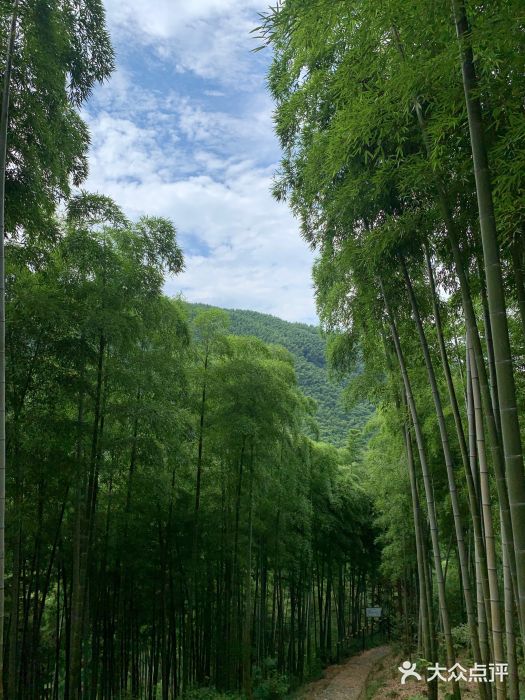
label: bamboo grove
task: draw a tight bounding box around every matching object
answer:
[3,197,381,699]
[0,2,389,698]
[260,0,525,698]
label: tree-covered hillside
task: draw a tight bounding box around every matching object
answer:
[187,304,372,446]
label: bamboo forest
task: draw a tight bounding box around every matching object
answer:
[0,0,524,698]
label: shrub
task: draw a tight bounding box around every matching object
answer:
[252,660,290,700]
[183,687,241,700]
[451,624,471,648]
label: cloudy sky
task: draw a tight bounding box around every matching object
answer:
[83,0,317,323]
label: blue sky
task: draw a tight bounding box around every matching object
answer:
[83,0,317,323]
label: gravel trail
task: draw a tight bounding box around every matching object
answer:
[296,646,392,700]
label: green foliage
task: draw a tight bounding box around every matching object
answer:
[365,678,386,700]
[450,624,471,650]
[187,304,372,446]
[253,662,290,700]
[12,0,525,692]
[1,0,114,237]
[183,689,241,700]
[4,196,380,697]
[261,0,525,680]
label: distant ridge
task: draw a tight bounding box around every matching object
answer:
[186,303,371,447]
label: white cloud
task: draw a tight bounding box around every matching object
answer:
[82,0,318,323]
[87,113,169,183]
[204,90,226,98]
[86,70,279,167]
[84,107,316,322]
[103,0,268,87]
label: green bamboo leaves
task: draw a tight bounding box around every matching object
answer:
[263,0,525,695]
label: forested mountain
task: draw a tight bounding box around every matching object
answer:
[187,304,371,446]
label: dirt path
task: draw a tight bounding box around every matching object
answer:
[296,646,392,700]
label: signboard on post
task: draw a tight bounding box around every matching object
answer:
[366,607,382,618]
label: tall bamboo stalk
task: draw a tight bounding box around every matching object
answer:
[425,247,494,641]
[510,239,525,342]
[400,257,488,700]
[466,351,492,668]
[0,5,19,694]
[411,82,520,627]
[405,423,437,700]
[468,339,505,699]
[452,0,525,630]
[501,511,519,700]
[380,278,460,700]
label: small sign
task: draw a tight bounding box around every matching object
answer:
[366,607,382,618]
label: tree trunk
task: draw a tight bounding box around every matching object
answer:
[194,348,209,546]
[468,341,505,699]
[510,238,525,343]
[404,423,437,700]
[452,0,525,631]
[477,256,501,434]
[242,447,254,700]
[400,257,486,700]
[410,55,520,626]
[69,379,86,700]
[466,350,492,669]
[501,511,519,700]
[426,246,493,633]
[0,5,19,694]
[380,278,459,699]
